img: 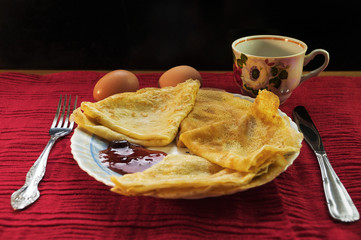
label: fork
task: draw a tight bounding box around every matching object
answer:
[11,95,78,210]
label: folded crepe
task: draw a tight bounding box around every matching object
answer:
[179,90,303,173]
[176,89,252,147]
[111,153,288,199]
[72,79,200,146]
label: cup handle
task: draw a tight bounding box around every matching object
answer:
[300,49,330,84]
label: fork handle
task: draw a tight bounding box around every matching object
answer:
[11,136,58,210]
[315,151,360,222]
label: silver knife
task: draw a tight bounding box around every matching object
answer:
[293,106,359,222]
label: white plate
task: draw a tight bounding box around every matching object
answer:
[70,94,301,187]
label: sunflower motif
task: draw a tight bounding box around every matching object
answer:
[241,58,270,89]
[233,53,290,96]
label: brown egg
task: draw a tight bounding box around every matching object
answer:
[93,70,139,101]
[159,65,202,87]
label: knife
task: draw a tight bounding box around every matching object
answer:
[293,106,359,222]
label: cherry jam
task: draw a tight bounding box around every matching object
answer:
[99,140,167,175]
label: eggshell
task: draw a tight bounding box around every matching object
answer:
[159,65,202,87]
[93,70,139,101]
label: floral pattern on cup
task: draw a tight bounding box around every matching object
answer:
[233,53,289,96]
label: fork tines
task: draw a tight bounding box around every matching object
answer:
[51,95,78,129]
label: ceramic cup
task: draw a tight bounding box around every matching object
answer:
[232,35,329,103]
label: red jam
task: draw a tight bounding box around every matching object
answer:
[99,140,167,175]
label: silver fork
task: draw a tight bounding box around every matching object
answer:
[11,95,78,210]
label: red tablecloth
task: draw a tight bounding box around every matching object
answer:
[1,71,360,239]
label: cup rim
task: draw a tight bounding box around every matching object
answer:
[232,35,308,58]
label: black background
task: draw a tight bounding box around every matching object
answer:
[0,0,360,71]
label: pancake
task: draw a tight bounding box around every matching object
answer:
[179,90,303,173]
[110,153,288,199]
[72,79,200,146]
[71,108,168,146]
[177,89,252,147]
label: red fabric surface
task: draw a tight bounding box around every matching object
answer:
[1,71,361,239]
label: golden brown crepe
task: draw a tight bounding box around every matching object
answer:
[179,90,303,173]
[72,79,200,146]
[72,108,168,146]
[110,153,288,199]
[177,89,252,147]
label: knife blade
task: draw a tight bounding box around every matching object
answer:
[293,106,359,222]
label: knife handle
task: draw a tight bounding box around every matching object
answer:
[315,151,360,222]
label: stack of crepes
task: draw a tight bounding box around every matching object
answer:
[72,80,303,199]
